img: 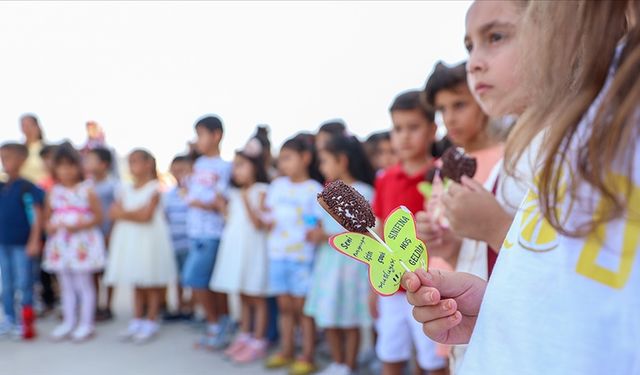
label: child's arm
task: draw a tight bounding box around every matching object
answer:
[111,192,160,223]
[442,176,513,251]
[67,190,103,233]
[242,190,267,230]
[26,204,43,257]
[189,196,225,212]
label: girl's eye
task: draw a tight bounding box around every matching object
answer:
[454,102,466,110]
[464,41,473,53]
[489,32,505,44]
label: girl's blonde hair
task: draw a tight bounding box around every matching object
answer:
[505,0,640,236]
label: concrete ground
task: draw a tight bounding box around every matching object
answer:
[0,286,285,375]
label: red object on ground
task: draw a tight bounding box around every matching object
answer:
[22,305,37,340]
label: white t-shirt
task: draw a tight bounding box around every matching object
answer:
[266,176,323,262]
[186,155,231,239]
[461,44,640,375]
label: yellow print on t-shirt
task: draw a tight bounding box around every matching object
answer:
[516,168,570,252]
[513,169,639,289]
[575,173,640,289]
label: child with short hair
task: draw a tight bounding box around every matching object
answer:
[183,115,233,349]
[163,155,194,321]
[424,61,503,183]
[85,146,118,321]
[371,91,446,375]
[43,145,106,342]
[0,143,44,339]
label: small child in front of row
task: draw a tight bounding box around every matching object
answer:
[104,149,177,344]
[264,135,323,375]
[210,137,271,363]
[43,146,106,342]
[163,155,194,321]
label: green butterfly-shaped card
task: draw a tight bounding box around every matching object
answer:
[328,206,428,296]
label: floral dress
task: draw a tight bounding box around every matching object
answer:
[304,181,373,328]
[43,182,106,273]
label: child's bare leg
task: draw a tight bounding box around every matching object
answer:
[193,289,217,323]
[252,296,268,340]
[147,288,163,321]
[213,291,229,318]
[383,361,405,375]
[277,295,295,358]
[325,328,345,364]
[345,328,361,370]
[294,297,315,363]
[134,288,145,319]
[239,294,251,334]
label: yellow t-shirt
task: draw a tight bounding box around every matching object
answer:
[20,141,47,184]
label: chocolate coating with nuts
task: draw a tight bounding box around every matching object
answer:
[317,180,376,233]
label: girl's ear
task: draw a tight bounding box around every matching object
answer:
[302,150,313,166]
[338,153,349,171]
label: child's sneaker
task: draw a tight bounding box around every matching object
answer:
[224,333,251,358]
[133,320,158,345]
[265,353,294,369]
[0,321,15,338]
[50,324,74,342]
[119,319,143,342]
[317,363,350,375]
[71,325,94,342]
[233,338,267,364]
[289,358,317,375]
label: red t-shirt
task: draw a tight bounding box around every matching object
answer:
[372,162,433,220]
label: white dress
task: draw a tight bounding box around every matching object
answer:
[209,183,269,296]
[104,180,177,287]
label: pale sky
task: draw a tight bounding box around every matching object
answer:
[0,1,471,171]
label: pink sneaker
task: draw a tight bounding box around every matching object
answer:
[233,339,267,364]
[224,334,251,358]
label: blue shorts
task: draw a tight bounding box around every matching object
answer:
[269,258,313,297]
[175,250,189,276]
[181,238,220,289]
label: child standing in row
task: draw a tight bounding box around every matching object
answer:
[305,135,376,375]
[183,115,232,350]
[104,149,176,344]
[211,137,271,363]
[43,146,105,342]
[371,91,447,375]
[163,155,194,320]
[84,147,118,321]
[265,136,323,375]
[0,143,44,339]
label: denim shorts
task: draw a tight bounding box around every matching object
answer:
[268,258,313,297]
[181,238,220,289]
